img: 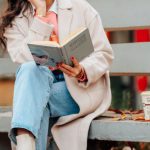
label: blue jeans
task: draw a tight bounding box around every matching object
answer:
[9,61,80,150]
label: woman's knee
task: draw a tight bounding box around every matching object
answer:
[19,61,36,72]
[15,61,54,86]
[16,61,39,77]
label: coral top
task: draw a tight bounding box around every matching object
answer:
[37,11,59,43]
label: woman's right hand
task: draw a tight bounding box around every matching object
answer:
[28,0,46,16]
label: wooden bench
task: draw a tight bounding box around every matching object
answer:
[1,0,150,149]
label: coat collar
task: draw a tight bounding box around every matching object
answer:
[30,0,73,44]
[30,0,72,12]
[57,0,73,43]
[58,0,72,10]
[50,0,58,14]
[31,0,58,15]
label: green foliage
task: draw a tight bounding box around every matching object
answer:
[110,77,134,110]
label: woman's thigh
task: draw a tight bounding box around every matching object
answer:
[48,81,80,118]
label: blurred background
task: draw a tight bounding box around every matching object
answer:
[0,0,150,149]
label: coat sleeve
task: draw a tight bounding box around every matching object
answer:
[78,13,114,88]
[4,15,54,64]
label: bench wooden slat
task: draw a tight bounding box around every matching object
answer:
[110,42,150,75]
[1,0,150,31]
[1,42,150,77]
[88,0,150,31]
[1,108,150,143]
[89,118,150,142]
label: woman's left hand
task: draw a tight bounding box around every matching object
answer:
[57,56,83,78]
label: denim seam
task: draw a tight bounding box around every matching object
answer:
[35,92,51,150]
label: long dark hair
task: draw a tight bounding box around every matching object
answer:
[0,0,33,49]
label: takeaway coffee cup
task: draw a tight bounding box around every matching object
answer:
[141,91,150,120]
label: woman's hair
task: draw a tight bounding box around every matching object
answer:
[0,0,33,49]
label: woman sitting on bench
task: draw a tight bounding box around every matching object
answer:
[0,0,114,149]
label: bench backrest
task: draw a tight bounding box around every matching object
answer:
[0,0,150,77]
[88,0,150,76]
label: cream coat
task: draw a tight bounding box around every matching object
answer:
[4,0,114,149]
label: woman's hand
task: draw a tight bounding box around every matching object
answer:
[57,57,87,81]
[28,0,46,16]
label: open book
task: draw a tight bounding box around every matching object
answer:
[28,27,94,66]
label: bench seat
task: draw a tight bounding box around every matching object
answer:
[89,117,150,142]
[1,107,150,142]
